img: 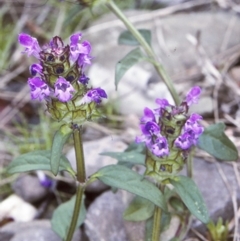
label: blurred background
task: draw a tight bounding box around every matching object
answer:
[0,0,240,240]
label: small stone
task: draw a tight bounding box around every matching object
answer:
[0,194,37,222]
[0,220,81,241]
[189,158,240,231]
[66,136,127,193]
[12,174,49,203]
[85,190,133,241]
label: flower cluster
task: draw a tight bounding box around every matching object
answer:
[18,33,107,123]
[136,86,204,158]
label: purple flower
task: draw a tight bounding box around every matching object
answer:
[184,113,204,144]
[140,107,155,123]
[69,33,92,66]
[136,121,161,147]
[154,98,169,116]
[141,121,160,136]
[174,132,193,150]
[185,86,201,106]
[81,88,107,104]
[28,77,50,101]
[29,63,43,76]
[18,33,41,58]
[150,136,169,157]
[174,113,204,149]
[79,73,89,85]
[69,33,82,62]
[54,77,75,102]
[36,171,52,188]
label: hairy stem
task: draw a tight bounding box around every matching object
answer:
[106,0,180,105]
[73,126,86,183]
[152,205,162,241]
[65,125,86,241]
[65,184,85,241]
[151,183,164,241]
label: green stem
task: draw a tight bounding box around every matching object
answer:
[186,150,193,178]
[106,0,180,105]
[151,183,163,241]
[73,126,86,183]
[152,205,162,241]
[65,184,85,241]
[65,125,86,241]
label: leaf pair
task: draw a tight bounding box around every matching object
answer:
[92,165,210,223]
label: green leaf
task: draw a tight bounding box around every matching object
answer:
[100,151,145,166]
[198,123,238,161]
[51,128,72,175]
[123,195,155,221]
[118,29,151,46]
[124,142,145,153]
[7,150,75,176]
[115,47,145,90]
[161,212,171,232]
[169,176,209,223]
[145,216,153,241]
[92,165,168,211]
[51,194,86,239]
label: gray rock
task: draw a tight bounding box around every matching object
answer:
[86,11,240,116]
[124,216,180,241]
[66,136,127,192]
[85,188,179,241]
[123,221,145,241]
[0,220,81,241]
[0,231,13,241]
[191,158,240,229]
[85,190,133,241]
[12,174,49,203]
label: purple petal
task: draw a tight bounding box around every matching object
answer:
[81,41,91,54]
[79,73,89,85]
[141,121,160,136]
[70,33,82,46]
[18,33,41,58]
[28,77,50,101]
[155,98,169,108]
[174,132,193,150]
[29,63,43,76]
[140,107,155,123]
[81,88,107,104]
[54,77,75,102]
[77,53,92,66]
[154,98,169,116]
[185,86,201,106]
[150,136,169,157]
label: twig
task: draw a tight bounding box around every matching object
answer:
[220,15,237,52]
[190,228,209,241]
[187,33,223,123]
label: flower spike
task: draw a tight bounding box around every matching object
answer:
[19,32,107,124]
